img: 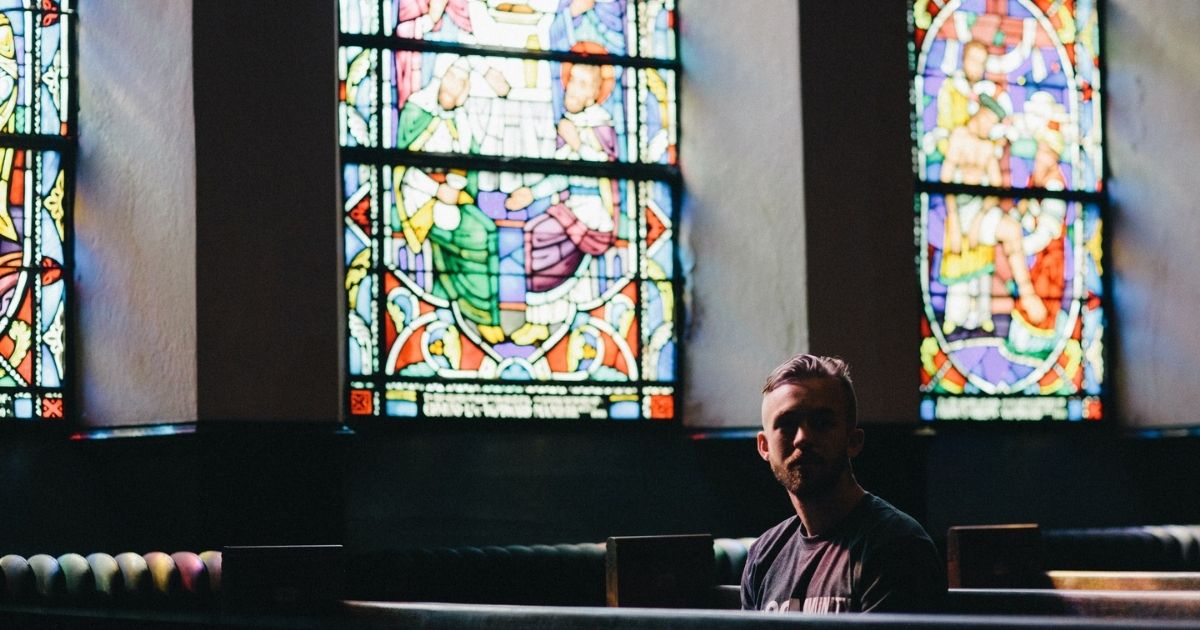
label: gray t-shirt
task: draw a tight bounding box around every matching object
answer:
[740,494,945,613]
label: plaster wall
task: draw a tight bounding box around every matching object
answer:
[1106,0,1200,428]
[74,0,197,425]
[680,0,806,428]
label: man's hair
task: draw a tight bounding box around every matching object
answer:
[762,354,858,427]
[962,39,988,57]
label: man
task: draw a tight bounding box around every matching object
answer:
[935,39,989,147]
[940,93,1047,334]
[742,355,945,613]
[1005,124,1068,359]
[394,55,507,345]
[503,49,620,346]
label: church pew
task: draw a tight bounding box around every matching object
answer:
[1045,525,1200,571]
[1045,570,1200,591]
[349,542,607,606]
[9,542,1200,625]
[8,599,1200,629]
[707,583,1200,618]
[606,534,714,608]
[0,550,220,608]
[349,536,755,607]
[709,525,1200,588]
[948,524,1200,590]
[344,600,1200,628]
[945,588,1200,619]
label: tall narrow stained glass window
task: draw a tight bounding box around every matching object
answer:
[911,1,1104,421]
[0,1,72,421]
[339,0,680,421]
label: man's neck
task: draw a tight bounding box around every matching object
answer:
[790,474,867,537]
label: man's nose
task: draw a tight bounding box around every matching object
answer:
[791,423,809,446]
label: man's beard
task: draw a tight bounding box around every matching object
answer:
[771,452,850,499]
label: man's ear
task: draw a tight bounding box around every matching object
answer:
[848,427,865,459]
[756,431,770,461]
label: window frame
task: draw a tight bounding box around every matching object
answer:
[908,0,1110,423]
[338,0,684,424]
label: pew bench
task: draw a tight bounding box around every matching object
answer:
[947,524,1200,591]
[344,600,1200,629]
[1045,570,1200,591]
[8,527,1200,626]
[946,588,1200,619]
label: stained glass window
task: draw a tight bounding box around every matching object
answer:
[0,1,72,421]
[340,0,679,421]
[911,0,1104,421]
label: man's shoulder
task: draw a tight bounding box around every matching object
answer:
[854,494,935,545]
[755,515,801,546]
[743,514,801,603]
[748,515,801,560]
[851,495,947,612]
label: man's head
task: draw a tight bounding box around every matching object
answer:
[563,63,603,113]
[758,355,864,500]
[1032,130,1063,178]
[561,42,615,114]
[968,93,1005,138]
[437,59,471,111]
[962,40,988,84]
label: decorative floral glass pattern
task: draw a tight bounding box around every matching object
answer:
[911,0,1104,422]
[341,0,678,420]
[0,1,72,421]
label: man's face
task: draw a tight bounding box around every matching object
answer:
[963,44,987,83]
[757,378,863,500]
[563,64,601,114]
[970,107,999,138]
[438,67,469,111]
[1033,143,1059,176]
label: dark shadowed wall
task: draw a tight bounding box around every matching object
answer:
[193,0,341,422]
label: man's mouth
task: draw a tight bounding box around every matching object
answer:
[788,455,820,469]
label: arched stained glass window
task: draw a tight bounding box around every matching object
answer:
[910,0,1105,421]
[0,1,72,421]
[339,0,680,421]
